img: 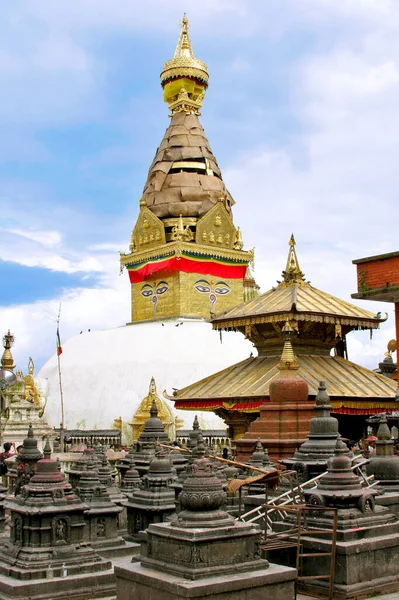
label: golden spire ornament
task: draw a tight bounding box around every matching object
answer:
[282,234,305,283]
[160,14,209,115]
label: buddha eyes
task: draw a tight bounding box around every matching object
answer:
[214,287,230,295]
[194,284,211,294]
[141,288,153,297]
[141,282,169,298]
[156,285,169,295]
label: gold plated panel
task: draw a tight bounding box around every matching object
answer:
[130,206,166,253]
[196,202,236,250]
[131,270,245,323]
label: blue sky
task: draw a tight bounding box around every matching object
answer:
[1,0,398,372]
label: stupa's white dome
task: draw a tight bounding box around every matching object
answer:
[37,319,254,444]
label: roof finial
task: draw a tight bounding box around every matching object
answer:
[282,234,305,284]
[174,14,193,59]
[160,15,209,116]
[1,330,15,371]
[277,321,299,371]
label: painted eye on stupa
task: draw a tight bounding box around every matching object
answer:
[156,281,169,295]
[141,284,153,298]
[214,282,230,295]
[194,279,211,294]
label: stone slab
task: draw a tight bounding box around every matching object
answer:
[115,558,296,600]
[97,540,140,560]
[0,568,115,600]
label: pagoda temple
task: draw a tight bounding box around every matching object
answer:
[171,236,397,441]
[119,14,256,324]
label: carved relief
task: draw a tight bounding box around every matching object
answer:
[97,518,106,537]
[52,517,69,545]
[13,515,23,546]
[196,203,236,249]
[130,206,165,252]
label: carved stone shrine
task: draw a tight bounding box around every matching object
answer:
[124,450,176,542]
[0,452,114,599]
[297,438,399,598]
[115,419,295,599]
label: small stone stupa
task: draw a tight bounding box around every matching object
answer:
[367,414,399,516]
[297,438,399,598]
[73,456,126,558]
[124,450,176,542]
[235,323,314,462]
[126,398,171,478]
[0,450,114,599]
[11,424,43,495]
[282,381,340,481]
[115,433,296,599]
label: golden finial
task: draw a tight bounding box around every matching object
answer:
[1,330,15,371]
[170,215,194,242]
[28,357,34,375]
[277,321,299,371]
[139,197,147,208]
[282,234,305,283]
[161,15,209,115]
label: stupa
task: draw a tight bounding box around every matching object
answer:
[73,457,126,557]
[172,236,396,441]
[115,434,296,599]
[124,451,176,542]
[282,381,341,480]
[0,452,114,599]
[367,414,399,516]
[297,438,399,598]
[11,424,43,495]
[36,16,255,445]
[0,331,54,450]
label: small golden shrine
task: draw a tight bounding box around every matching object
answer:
[130,377,182,441]
[0,331,54,448]
[120,16,256,324]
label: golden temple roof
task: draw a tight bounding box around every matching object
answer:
[213,236,384,329]
[171,354,397,402]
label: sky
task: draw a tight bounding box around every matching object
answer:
[0,0,398,373]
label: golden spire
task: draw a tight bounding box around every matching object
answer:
[282,234,305,283]
[1,330,15,371]
[160,15,209,115]
[277,321,299,371]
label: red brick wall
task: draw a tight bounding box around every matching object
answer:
[357,256,399,292]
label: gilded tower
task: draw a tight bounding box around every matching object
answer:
[120,16,255,323]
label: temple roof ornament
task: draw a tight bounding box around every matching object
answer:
[161,14,208,115]
[277,322,299,371]
[282,234,305,283]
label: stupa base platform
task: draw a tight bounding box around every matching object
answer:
[299,528,399,600]
[97,539,140,559]
[115,557,296,600]
[376,492,399,518]
[0,568,116,600]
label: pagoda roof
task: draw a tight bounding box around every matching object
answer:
[212,236,384,330]
[170,354,397,410]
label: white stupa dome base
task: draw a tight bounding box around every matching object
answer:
[37,319,254,445]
